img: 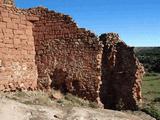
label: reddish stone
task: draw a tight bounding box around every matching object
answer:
[0,5,144,110]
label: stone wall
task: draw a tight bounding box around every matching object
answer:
[0,4,145,110]
[26,7,103,103]
[0,0,14,6]
[0,6,38,91]
[0,0,2,6]
[99,33,145,110]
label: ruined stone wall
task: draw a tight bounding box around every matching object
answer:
[0,6,38,91]
[0,0,2,6]
[0,3,145,110]
[99,33,145,110]
[26,7,103,102]
[0,0,14,6]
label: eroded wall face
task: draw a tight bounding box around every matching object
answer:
[0,0,2,6]
[0,0,14,6]
[2,0,14,6]
[99,33,145,110]
[0,6,38,91]
[0,5,144,110]
[28,7,102,102]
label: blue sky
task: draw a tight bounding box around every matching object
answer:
[15,0,160,47]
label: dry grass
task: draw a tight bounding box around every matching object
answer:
[0,90,99,109]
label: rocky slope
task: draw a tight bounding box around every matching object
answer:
[0,97,142,120]
[0,92,156,120]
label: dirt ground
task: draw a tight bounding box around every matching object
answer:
[0,92,155,120]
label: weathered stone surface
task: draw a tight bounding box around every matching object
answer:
[2,0,14,6]
[99,33,145,110]
[25,7,103,104]
[0,4,144,110]
[0,5,38,91]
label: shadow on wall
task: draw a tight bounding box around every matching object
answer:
[50,68,68,94]
[49,69,84,96]
[99,33,144,110]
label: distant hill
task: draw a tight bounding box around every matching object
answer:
[134,47,160,73]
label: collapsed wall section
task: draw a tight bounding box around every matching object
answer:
[27,7,103,103]
[99,33,145,110]
[0,6,38,91]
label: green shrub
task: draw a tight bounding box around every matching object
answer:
[154,97,160,102]
[134,47,160,73]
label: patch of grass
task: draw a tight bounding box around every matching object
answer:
[23,96,52,105]
[4,91,54,106]
[64,94,89,106]
[14,91,29,98]
[142,105,160,120]
[59,93,99,108]
[142,73,160,101]
[142,72,160,119]
[88,102,99,108]
[1,91,99,109]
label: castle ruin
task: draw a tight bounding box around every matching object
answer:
[0,0,145,110]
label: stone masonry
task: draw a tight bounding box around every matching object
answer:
[1,0,14,6]
[26,7,103,103]
[99,33,145,110]
[0,1,145,110]
[0,5,38,91]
